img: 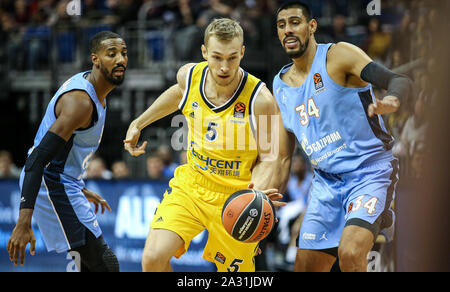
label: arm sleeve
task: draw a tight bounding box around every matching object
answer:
[360,62,413,103]
[20,131,67,209]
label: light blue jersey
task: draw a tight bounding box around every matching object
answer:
[273,43,393,174]
[273,44,399,251]
[20,71,104,253]
[29,71,106,181]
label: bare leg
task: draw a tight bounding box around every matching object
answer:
[338,225,374,272]
[294,249,336,272]
[141,228,185,272]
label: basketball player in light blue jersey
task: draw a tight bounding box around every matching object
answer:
[7,31,128,272]
[273,2,412,272]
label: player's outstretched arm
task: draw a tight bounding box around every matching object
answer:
[124,63,195,157]
[249,86,295,207]
[329,42,412,117]
[7,91,94,266]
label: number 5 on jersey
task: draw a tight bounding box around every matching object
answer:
[295,98,320,126]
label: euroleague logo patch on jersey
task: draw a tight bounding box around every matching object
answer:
[314,73,324,90]
[234,102,246,118]
[215,252,226,264]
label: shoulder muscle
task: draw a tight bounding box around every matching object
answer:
[328,42,373,77]
[177,63,196,92]
[253,85,279,117]
[52,90,94,140]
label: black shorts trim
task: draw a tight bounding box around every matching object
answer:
[319,247,338,258]
[345,218,380,240]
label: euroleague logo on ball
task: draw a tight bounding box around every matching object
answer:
[222,189,275,243]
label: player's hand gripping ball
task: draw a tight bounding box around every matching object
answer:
[222,189,276,243]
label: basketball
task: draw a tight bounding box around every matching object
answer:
[222,189,276,243]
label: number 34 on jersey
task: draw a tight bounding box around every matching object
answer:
[295,97,320,126]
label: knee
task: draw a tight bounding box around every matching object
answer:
[338,245,368,272]
[141,249,170,272]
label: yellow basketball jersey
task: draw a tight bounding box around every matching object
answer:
[178,62,265,189]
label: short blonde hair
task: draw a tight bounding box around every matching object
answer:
[204,18,244,46]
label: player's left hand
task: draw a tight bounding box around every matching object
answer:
[7,220,36,266]
[247,182,287,208]
[368,95,400,117]
[82,188,112,214]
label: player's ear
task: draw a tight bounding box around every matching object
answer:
[201,44,208,61]
[309,19,318,35]
[91,53,100,69]
[241,45,246,59]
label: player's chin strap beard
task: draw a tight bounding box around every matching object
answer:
[288,38,309,59]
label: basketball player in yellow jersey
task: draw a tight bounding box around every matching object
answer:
[124,18,294,272]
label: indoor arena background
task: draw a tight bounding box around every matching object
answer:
[0,0,448,272]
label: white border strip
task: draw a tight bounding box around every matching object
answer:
[178,65,195,110]
[202,68,245,110]
[250,82,266,134]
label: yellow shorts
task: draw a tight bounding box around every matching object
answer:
[151,165,259,272]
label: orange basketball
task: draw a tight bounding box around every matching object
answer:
[221,189,276,243]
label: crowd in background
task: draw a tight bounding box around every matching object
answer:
[0,0,439,271]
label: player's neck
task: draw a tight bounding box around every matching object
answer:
[291,41,317,75]
[207,69,243,104]
[87,70,115,105]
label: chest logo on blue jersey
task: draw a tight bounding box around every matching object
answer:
[314,73,324,90]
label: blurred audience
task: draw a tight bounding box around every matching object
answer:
[391,11,411,65]
[410,142,427,180]
[361,17,392,64]
[285,154,313,203]
[146,154,165,181]
[85,156,113,180]
[156,144,177,179]
[0,150,21,179]
[327,14,350,43]
[395,95,428,159]
[111,160,131,179]
[276,154,312,265]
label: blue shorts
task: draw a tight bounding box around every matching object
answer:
[20,170,102,253]
[298,159,399,251]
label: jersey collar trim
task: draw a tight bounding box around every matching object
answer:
[200,66,248,113]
